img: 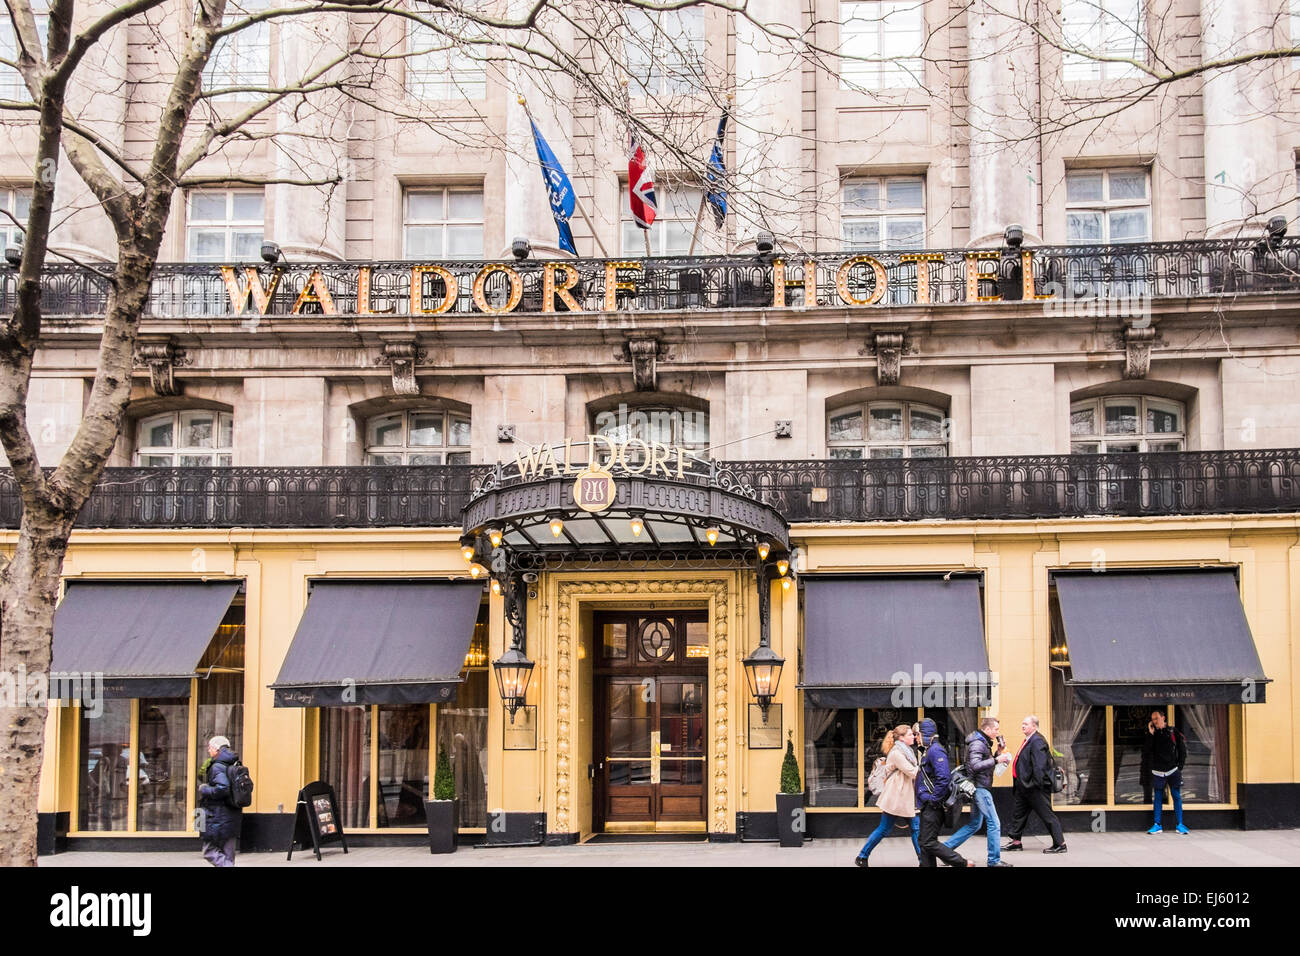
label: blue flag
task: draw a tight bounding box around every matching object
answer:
[529,118,577,255]
[705,110,728,229]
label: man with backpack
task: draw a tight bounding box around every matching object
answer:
[914,717,974,867]
[1002,715,1067,854]
[1142,709,1189,834]
[199,735,251,867]
[944,716,1014,866]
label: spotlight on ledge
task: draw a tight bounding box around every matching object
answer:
[1268,216,1288,241]
[1003,224,1024,249]
[4,246,21,267]
[512,237,532,260]
[755,231,775,255]
[260,241,283,265]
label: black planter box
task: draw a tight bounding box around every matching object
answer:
[425,800,458,854]
[775,792,805,847]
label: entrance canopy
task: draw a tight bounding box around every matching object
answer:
[51,580,240,698]
[1054,568,1270,705]
[800,575,992,708]
[271,579,483,706]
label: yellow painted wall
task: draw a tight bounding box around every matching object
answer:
[20,511,1300,835]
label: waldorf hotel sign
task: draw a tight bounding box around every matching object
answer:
[214,249,1057,318]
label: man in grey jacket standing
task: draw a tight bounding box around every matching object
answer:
[944,716,1014,867]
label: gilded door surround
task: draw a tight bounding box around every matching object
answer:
[551,575,734,835]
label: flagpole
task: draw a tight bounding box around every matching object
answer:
[519,95,609,258]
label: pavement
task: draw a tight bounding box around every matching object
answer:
[38,828,1300,867]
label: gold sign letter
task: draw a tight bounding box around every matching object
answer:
[410,266,458,315]
[965,251,1001,303]
[835,255,888,306]
[290,269,338,315]
[221,266,280,315]
[603,261,643,311]
[473,264,524,315]
[1021,250,1054,301]
[543,262,582,313]
[899,253,944,305]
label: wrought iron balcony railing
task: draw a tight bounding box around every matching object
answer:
[11,238,1300,320]
[1,450,1297,530]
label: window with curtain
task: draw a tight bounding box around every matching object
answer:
[839,1,924,90]
[1050,666,1108,805]
[1061,0,1146,82]
[319,706,371,829]
[436,669,489,829]
[78,699,133,832]
[195,602,246,786]
[378,705,430,827]
[136,698,189,831]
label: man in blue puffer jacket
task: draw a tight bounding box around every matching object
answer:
[199,736,242,867]
[915,718,972,867]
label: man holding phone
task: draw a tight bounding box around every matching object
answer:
[944,716,1014,866]
[1143,709,1189,834]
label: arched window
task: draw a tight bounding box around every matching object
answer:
[365,409,471,465]
[1070,396,1184,453]
[135,410,233,466]
[827,401,947,458]
[592,403,710,451]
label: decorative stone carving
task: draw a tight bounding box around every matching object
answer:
[134,341,189,396]
[872,332,904,386]
[1124,325,1156,380]
[554,577,731,835]
[625,337,662,391]
[378,339,426,395]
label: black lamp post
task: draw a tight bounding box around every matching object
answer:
[743,563,785,720]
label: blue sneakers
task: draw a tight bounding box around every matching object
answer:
[1176,824,1190,835]
[1147,824,1163,834]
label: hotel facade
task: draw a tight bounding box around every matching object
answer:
[5,0,1300,850]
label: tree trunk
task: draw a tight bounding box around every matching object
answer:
[0,505,74,867]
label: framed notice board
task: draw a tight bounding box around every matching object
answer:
[503,705,538,750]
[748,703,783,749]
[287,780,350,861]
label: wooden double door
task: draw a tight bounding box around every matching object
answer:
[593,611,707,830]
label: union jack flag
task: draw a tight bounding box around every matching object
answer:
[628,130,657,229]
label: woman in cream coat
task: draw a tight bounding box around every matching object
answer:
[854,725,923,866]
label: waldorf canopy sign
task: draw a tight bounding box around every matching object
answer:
[214,248,1062,318]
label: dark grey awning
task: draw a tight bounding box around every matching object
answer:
[800,575,992,709]
[1055,569,1270,705]
[271,580,483,707]
[51,580,240,698]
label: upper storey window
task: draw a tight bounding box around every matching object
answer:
[406,21,487,100]
[366,409,471,465]
[0,14,47,100]
[593,404,710,452]
[621,185,703,256]
[203,1,270,95]
[1065,169,1149,244]
[1,188,31,250]
[1070,397,1184,453]
[828,401,948,459]
[136,411,234,467]
[842,176,925,250]
[1061,0,1146,81]
[625,6,706,95]
[403,188,483,258]
[840,1,924,90]
[186,189,264,261]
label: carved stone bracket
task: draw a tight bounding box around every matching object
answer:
[871,332,905,386]
[1123,325,1156,380]
[378,339,427,395]
[134,340,190,396]
[622,337,667,391]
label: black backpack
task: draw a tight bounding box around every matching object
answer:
[1045,748,1067,795]
[226,760,254,808]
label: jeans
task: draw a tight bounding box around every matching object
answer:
[1153,784,1184,827]
[918,802,969,867]
[857,812,921,863]
[945,787,1001,864]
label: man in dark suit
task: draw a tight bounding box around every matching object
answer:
[1002,715,1067,854]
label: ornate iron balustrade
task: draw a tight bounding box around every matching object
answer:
[1,450,1298,529]
[10,238,1300,319]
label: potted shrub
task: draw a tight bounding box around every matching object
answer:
[425,744,458,854]
[775,733,805,847]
